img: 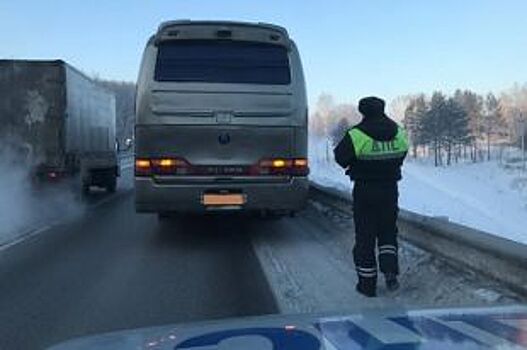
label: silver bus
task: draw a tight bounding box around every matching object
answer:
[134,20,308,217]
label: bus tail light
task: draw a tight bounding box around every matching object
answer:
[151,158,189,175]
[292,158,309,176]
[136,157,309,177]
[135,159,152,176]
[135,158,189,176]
[257,158,309,176]
[294,158,308,167]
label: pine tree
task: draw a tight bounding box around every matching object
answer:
[444,98,470,165]
[425,92,447,166]
[454,90,483,162]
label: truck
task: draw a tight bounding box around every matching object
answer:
[0,59,119,194]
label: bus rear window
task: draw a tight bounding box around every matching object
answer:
[154,40,291,85]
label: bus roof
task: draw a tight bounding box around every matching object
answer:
[157,20,288,36]
[155,20,291,47]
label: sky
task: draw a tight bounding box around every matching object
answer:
[1,0,526,106]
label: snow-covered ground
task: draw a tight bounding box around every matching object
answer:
[309,137,527,245]
[253,199,523,314]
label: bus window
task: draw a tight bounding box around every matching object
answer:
[154,40,291,85]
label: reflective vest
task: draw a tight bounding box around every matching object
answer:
[348,126,409,160]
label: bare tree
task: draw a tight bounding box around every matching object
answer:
[499,83,527,146]
[330,118,351,146]
[483,93,504,160]
[403,94,427,158]
[389,95,415,123]
[310,94,362,161]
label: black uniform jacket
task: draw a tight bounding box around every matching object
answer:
[334,113,406,182]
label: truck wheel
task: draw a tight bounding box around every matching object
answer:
[106,176,117,193]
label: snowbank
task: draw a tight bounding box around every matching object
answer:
[309,137,527,245]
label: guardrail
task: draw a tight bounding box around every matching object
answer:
[118,152,134,170]
[309,182,527,296]
[118,151,134,160]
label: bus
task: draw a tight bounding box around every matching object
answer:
[134,20,308,217]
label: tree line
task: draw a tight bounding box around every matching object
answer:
[310,84,527,167]
[403,90,506,166]
[309,94,362,145]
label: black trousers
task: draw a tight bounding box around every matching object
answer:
[352,181,399,286]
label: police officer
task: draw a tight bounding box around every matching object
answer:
[334,96,408,297]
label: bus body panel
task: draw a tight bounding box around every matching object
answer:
[135,125,294,164]
[135,177,309,213]
[135,21,308,214]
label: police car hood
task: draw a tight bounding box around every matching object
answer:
[48,304,527,349]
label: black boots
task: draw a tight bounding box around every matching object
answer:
[356,277,377,297]
[356,274,399,297]
[385,273,400,292]
[356,283,377,297]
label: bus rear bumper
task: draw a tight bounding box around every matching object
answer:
[134,177,309,213]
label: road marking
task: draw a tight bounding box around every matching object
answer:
[0,158,134,253]
[87,190,129,209]
[0,224,52,252]
[0,185,133,253]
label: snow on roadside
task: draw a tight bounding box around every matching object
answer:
[400,160,527,244]
[252,201,522,314]
[309,137,527,245]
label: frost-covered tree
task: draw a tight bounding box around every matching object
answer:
[310,93,335,137]
[403,94,427,158]
[330,117,351,146]
[483,93,505,160]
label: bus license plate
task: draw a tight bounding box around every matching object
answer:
[202,193,246,206]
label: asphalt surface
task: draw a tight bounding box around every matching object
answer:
[0,185,278,349]
[1,166,525,349]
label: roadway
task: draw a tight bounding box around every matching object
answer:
[0,163,276,349]
[0,166,524,349]
[0,194,277,348]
